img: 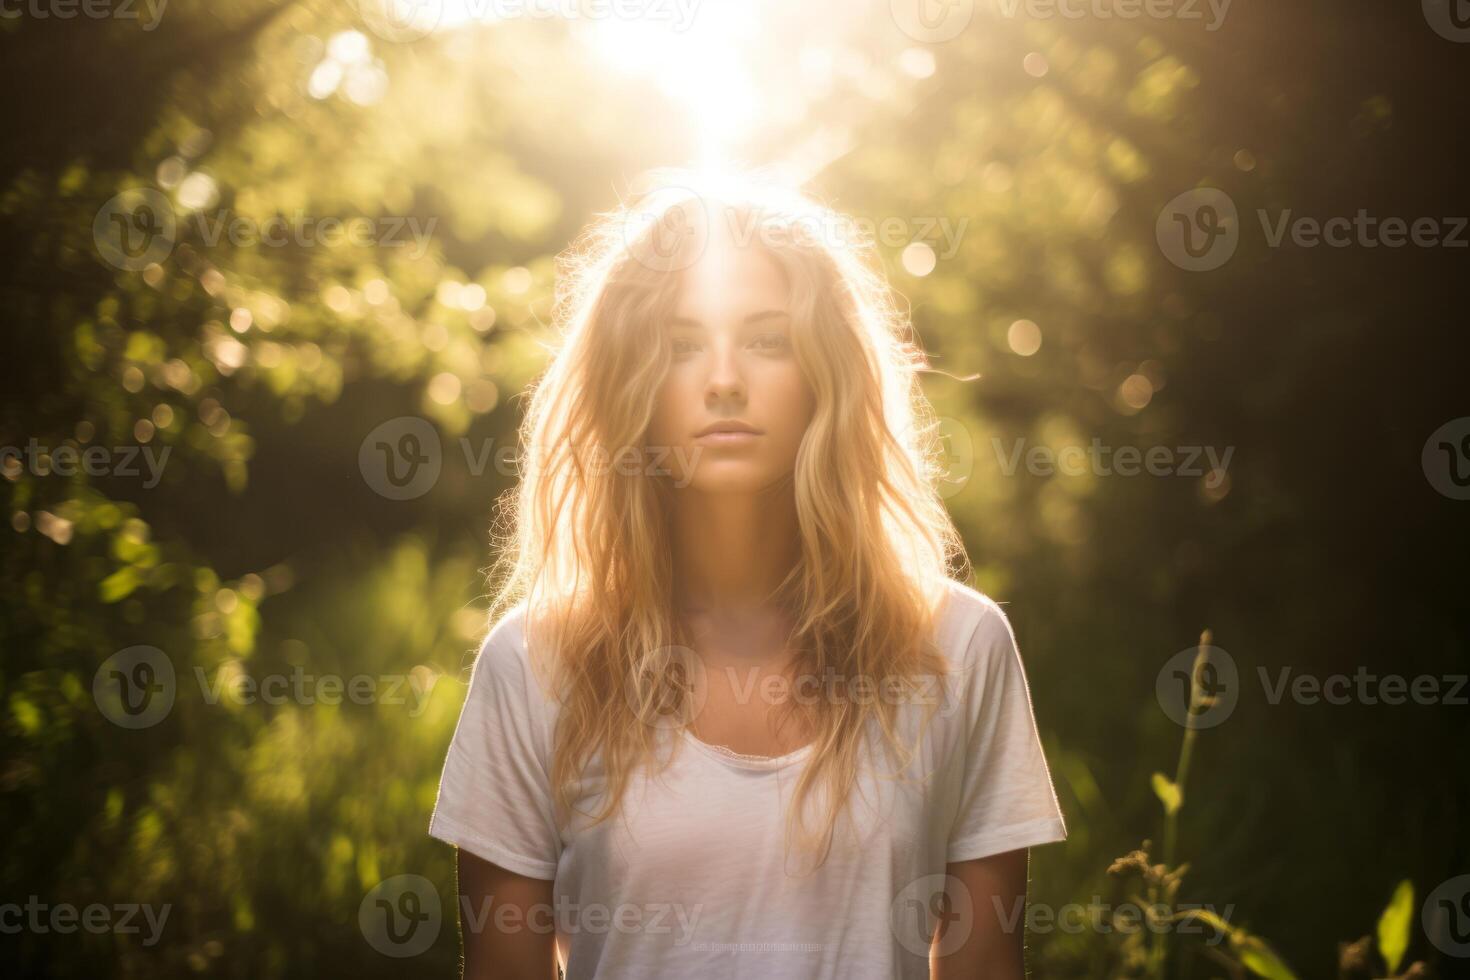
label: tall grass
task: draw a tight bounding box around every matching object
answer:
[1103,631,1431,979]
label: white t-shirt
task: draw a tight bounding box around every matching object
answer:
[428,579,1067,979]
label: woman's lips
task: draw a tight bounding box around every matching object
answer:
[694,431,762,444]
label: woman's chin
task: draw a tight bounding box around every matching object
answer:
[678,467,783,494]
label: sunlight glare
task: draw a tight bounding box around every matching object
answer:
[576,0,765,165]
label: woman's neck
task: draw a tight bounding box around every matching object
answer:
[668,486,802,619]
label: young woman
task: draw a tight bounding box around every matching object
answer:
[428,168,1067,979]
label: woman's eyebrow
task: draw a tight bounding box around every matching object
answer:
[669,310,791,328]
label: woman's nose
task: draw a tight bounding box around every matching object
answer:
[704,342,745,401]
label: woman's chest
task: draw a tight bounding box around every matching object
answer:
[558,729,960,896]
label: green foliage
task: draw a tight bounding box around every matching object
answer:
[1376,880,1415,976]
[1149,771,1181,815]
[0,2,1461,977]
[1236,936,1297,980]
[1108,635,1432,980]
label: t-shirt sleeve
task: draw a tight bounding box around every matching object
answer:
[945,599,1068,864]
[428,617,562,880]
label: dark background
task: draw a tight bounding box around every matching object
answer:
[2,0,1467,976]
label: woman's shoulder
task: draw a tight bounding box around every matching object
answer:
[472,601,562,704]
[934,577,1020,670]
[482,601,531,656]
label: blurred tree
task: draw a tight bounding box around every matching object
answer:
[1,1,1465,976]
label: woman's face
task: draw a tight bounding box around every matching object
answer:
[645,234,815,494]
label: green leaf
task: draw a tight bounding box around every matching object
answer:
[1151,771,1183,814]
[10,694,43,736]
[1376,879,1414,974]
[1177,907,1232,937]
[1237,935,1298,980]
[123,330,163,364]
[98,566,140,603]
[1176,907,1234,946]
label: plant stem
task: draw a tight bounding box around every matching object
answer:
[1151,629,1212,978]
[1165,630,1209,866]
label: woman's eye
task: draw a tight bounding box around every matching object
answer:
[669,334,786,355]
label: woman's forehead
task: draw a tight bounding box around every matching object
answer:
[673,237,790,319]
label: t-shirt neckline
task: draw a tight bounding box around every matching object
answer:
[681,729,815,771]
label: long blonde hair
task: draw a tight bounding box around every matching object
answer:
[484,166,972,871]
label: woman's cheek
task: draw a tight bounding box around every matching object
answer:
[647,388,681,447]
